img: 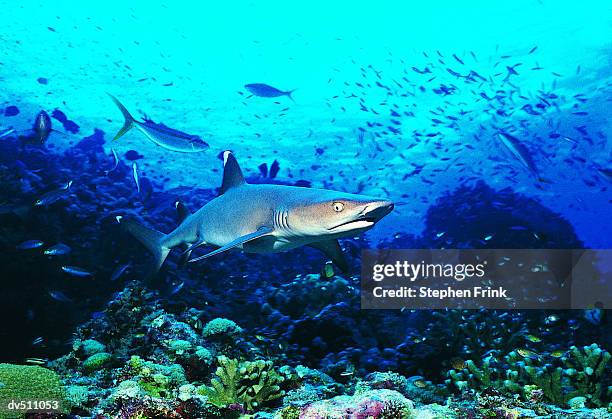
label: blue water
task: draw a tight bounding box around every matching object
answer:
[3,0,611,247]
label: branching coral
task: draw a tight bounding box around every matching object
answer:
[447,343,611,408]
[199,356,286,411]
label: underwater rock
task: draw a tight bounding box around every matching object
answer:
[3,105,19,116]
[125,149,144,161]
[420,180,583,249]
[51,109,79,134]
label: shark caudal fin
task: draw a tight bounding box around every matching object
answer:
[107,93,135,141]
[118,217,170,273]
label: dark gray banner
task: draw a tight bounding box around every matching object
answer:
[361,249,612,309]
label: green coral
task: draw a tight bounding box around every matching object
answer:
[76,339,106,356]
[519,344,611,407]
[279,405,301,419]
[447,356,519,394]
[82,352,112,373]
[64,385,90,410]
[195,346,214,365]
[198,356,285,411]
[0,364,67,418]
[166,339,193,355]
[202,318,243,338]
[446,343,612,408]
[118,355,187,400]
[139,373,172,398]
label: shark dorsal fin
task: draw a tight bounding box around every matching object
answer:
[220,151,246,194]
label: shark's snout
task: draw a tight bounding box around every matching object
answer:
[363,200,394,220]
[328,199,394,232]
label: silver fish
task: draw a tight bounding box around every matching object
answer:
[31,337,45,346]
[105,148,119,175]
[245,83,295,101]
[48,290,73,303]
[108,93,209,153]
[132,162,140,193]
[16,239,44,250]
[110,263,131,281]
[497,132,539,179]
[61,265,93,278]
[34,181,73,206]
[44,243,72,256]
[32,111,53,144]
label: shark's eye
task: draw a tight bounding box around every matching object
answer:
[332,202,344,212]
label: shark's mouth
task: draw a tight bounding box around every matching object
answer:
[329,216,377,231]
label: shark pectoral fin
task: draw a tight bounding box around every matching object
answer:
[181,240,206,256]
[179,240,203,266]
[309,240,349,273]
[188,226,273,263]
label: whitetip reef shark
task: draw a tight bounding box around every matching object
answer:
[118,151,394,272]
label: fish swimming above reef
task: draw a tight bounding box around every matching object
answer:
[107,94,209,153]
[118,151,393,273]
[17,111,56,144]
[244,83,296,101]
[496,132,540,179]
[31,111,53,144]
[34,180,73,207]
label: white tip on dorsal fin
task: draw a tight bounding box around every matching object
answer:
[220,151,246,194]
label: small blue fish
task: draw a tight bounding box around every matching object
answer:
[244,83,295,101]
[48,290,73,303]
[110,263,131,281]
[31,336,44,346]
[44,243,72,256]
[16,239,44,250]
[169,281,185,295]
[34,181,73,206]
[61,265,93,278]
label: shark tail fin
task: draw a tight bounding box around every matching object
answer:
[107,93,135,141]
[120,218,170,273]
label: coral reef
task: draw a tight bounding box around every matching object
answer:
[447,343,612,408]
[199,356,286,411]
[0,363,67,417]
[0,129,609,417]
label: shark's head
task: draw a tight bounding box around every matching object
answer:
[285,191,394,238]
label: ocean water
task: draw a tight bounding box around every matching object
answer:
[4,0,611,245]
[1,1,611,417]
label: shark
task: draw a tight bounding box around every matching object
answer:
[119,151,394,272]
